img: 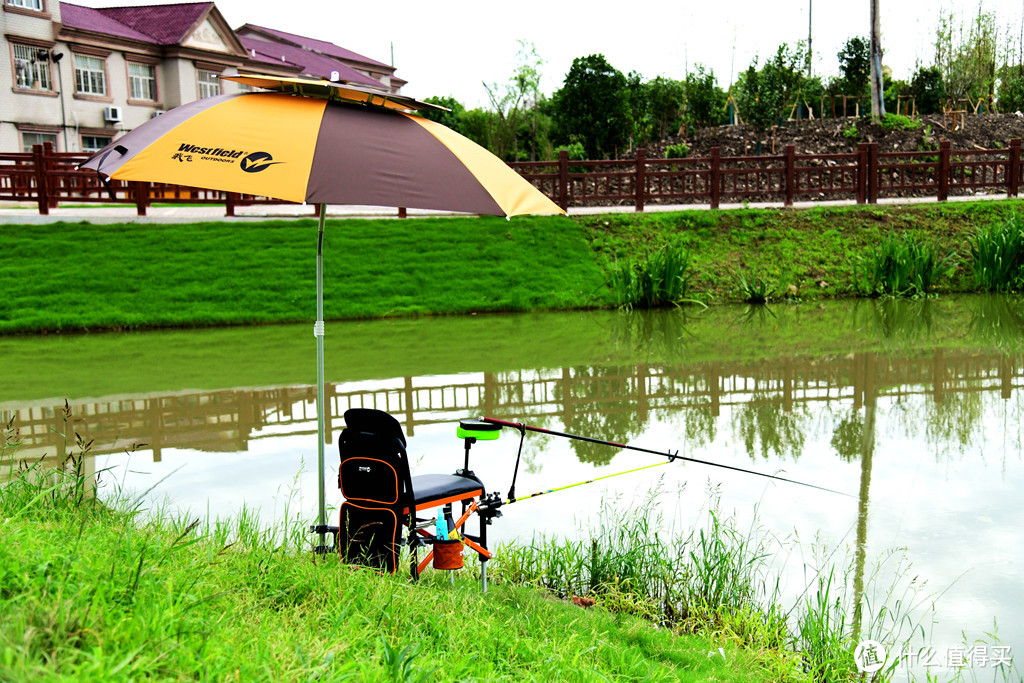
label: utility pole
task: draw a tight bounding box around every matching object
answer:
[870,0,885,122]
[807,0,813,76]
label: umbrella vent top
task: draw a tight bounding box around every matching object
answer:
[222,74,448,113]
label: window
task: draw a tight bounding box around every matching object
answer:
[74,54,106,95]
[81,135,111,153]
[197,70,220,98]
[128,62,156,101]
[12,43,52,90]
[7,0,44,10]
[21,131,57,152]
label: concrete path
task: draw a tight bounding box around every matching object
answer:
[0,192,1013,224]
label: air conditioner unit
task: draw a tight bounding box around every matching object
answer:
[151,109,165,118]
[103,106,123,123]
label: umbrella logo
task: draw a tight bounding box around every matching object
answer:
[240,151,283,173]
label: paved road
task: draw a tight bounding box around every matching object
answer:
[0,193,1012,224]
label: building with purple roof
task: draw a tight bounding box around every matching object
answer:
[1,0,404,152]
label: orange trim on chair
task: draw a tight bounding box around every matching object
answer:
[462,535,492,559]
[339,457,400,505]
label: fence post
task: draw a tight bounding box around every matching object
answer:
[938,140,951,202]
[868,143,879,204]
[710,146,721,209]
[133,181,148,216]
[1008,138,1021,198]
[33,143,50,215]
[784,144,796,207]
[634,147,646,212]
[557,149,569,211]
[856,142,868,204]
[225,191,237,217]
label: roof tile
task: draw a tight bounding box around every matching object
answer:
[238,35,380,87]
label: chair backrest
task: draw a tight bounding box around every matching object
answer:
[337,408,413,572]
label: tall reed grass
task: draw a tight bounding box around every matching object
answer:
[969,213,1024,292]
[854,233,953,297]
[491,488,971,682]
[608,244,693,310]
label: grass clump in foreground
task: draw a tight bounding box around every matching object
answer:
[0,434,792,682]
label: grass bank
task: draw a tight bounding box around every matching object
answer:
[2,200,1023,333]
[0,460,796,682]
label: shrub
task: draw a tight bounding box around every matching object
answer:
[881,113,921,131]
[664,142,690,159]
[842,125,859,141]
[554,141,587,161]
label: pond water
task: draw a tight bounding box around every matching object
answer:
[2,296,1023,680]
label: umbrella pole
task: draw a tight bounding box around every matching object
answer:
[315,205,327,552]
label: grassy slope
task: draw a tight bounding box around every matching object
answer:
[0,472,795,682]
[1,200,1023,334]
[578,200,1024,301]
[0,216,607,333]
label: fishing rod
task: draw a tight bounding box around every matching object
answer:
[496,460,672,507]
[481,416,853,498]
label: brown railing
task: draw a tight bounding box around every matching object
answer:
[0,143,296,217]
[3,139,1022,216]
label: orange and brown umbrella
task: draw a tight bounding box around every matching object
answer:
[80,75,563,551]
[82,75,561,216]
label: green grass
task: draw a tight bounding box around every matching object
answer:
[0,216,608,333]
[0,439,796,682]
[3,200,1024,333]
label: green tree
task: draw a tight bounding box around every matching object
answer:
[998,67,1024,112]
[421,96,466,131]
[837,36,871,97]
[683,65,727,130]
[551,54,631,159]
[458,107,501,152]
[910,66,947,115]
[935,8,998,106]
[884,78,912,116]
[646,76,686,140]
[483,40,545,161]
[625,70,652,148]
[735,44,806,148]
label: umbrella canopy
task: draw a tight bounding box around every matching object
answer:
[81,78,562,217]
[80,76,563,552]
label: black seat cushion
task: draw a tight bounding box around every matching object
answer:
[411,473,483,508]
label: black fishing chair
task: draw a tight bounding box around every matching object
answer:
[337,408,500,586]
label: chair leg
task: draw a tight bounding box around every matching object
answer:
[479,504,488,593]
[407,517,420,581]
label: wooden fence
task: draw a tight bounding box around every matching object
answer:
[2,139,1022,216]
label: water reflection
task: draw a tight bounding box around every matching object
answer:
[4,338,1024,474]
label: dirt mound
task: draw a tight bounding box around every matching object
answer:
[647,112,1024,159]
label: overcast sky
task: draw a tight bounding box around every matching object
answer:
[75,0,1024,107]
